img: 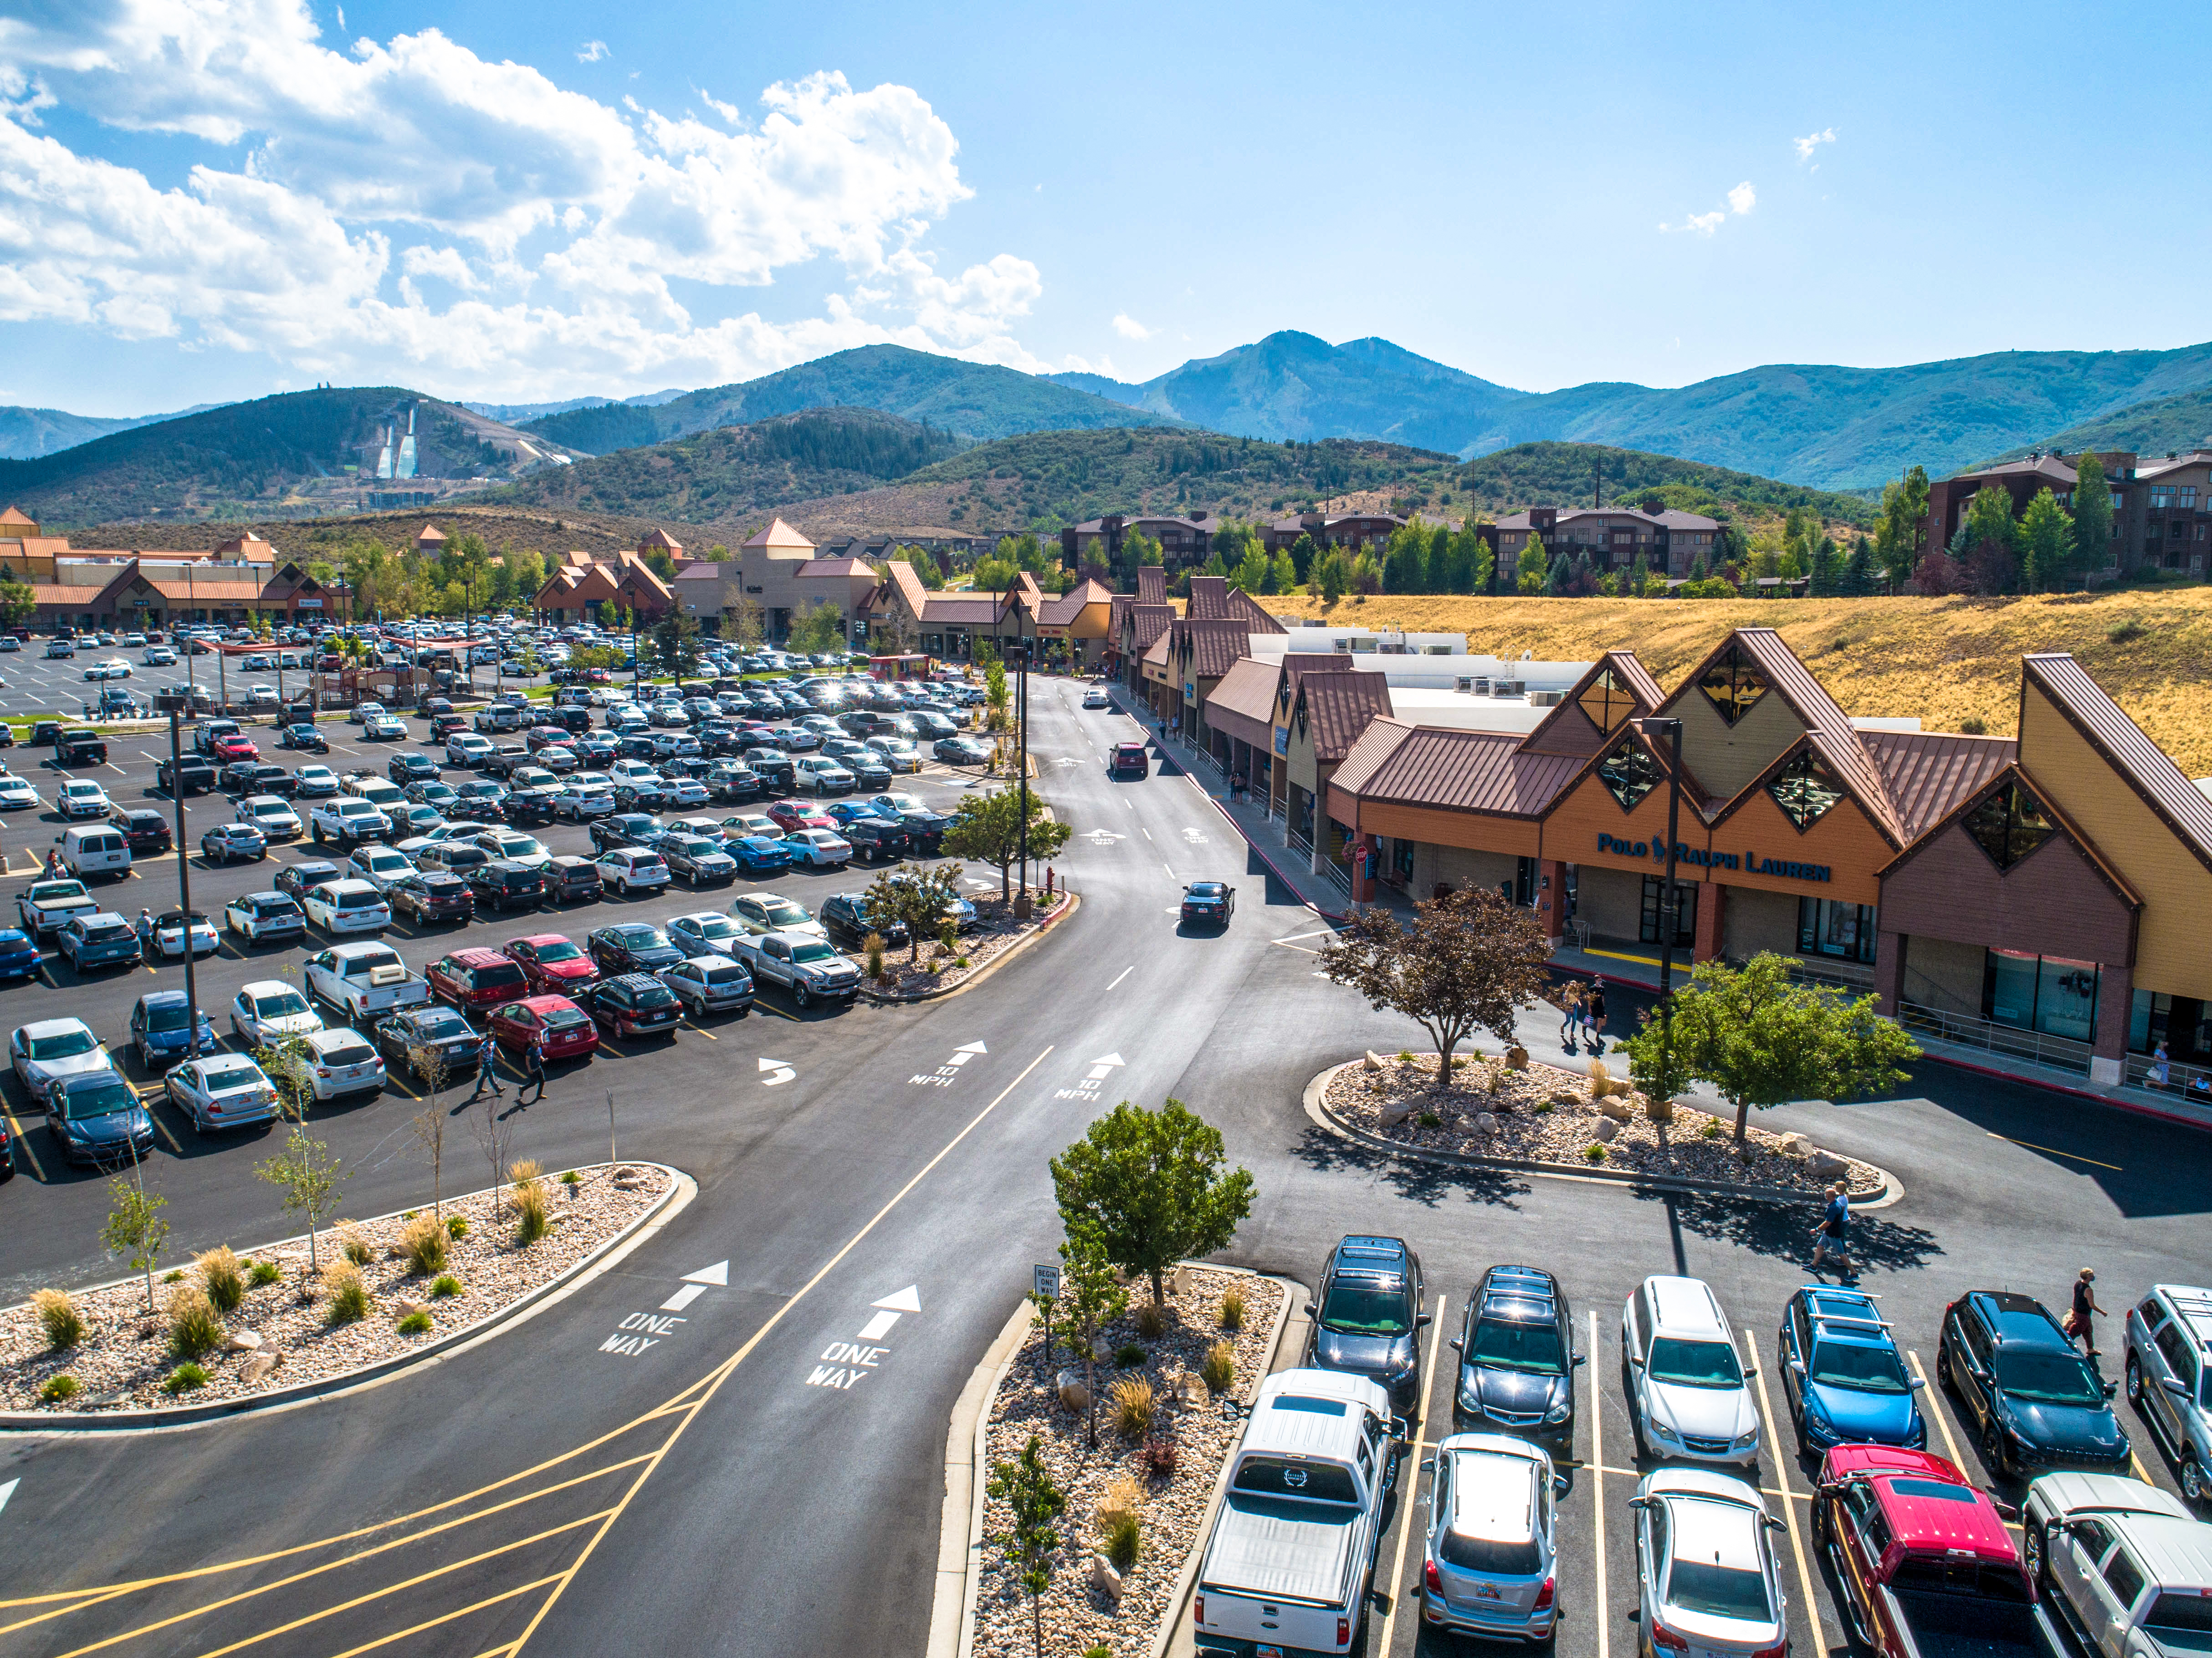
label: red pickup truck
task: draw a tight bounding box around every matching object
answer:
[1812,1445,2064,1658]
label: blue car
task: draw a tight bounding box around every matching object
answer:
[0,927,40,979]
[46,1068,155,1167]
[1777,1285,1927,1452]
[824,800,890,829]
[131,990,219,1071]
[730,835,794,873]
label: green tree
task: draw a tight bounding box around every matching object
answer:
[2017,487,2075,593]
[0,580,37,625]
[722,599,764,655]
[787,601,847,655]
[640,544,678,582]
[1966,483,2018,556]
[2071,451,2113,581]
[255,1125,348,1272]
[1050,1099,1255,1305]
[1516,534,1548,594]
[972,556,1018,594]
[941,783,1073,902]
[1287,531,1320,584]
[862,861,963,965]
[102,1168,169,1313]
[1316,548,1351,604]
[1267,549,1298,594]
[1644,952,1922,1145]
[985,1436,1065,1658]
[650,610,704,681]
[1839,537,1876,596]
[1318,886,1552,1082]
[1544,549,1569,596]
[1048,1235,1127,1449]
[1808,536,1839,596]
[1228,544,1271,594]
[1382,522,1427,594]
[894,545,946,590]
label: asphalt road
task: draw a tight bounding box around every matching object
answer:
[1,677,2208,1658]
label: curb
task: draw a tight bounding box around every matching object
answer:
[1303,1062,1904,1210]
[860,891,1080,1007]
[0,1162,692,1434]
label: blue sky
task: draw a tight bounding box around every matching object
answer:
[3,0,2207,416]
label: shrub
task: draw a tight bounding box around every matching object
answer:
[1702,1120,1724,1140]
[511,1162,549,1246]
[864,932,886,981]
[429,1274,462,1299]
[1084,1644,1112,1658]
[162,1269,185,1284]
[1201,1341,1236,1393]
[32,1288,82,1351]
[39,1374,79,1402]
[1397,1049,1413,1062]
[953,956,969,969]
[1533,1102,1554,1116]
[1133,1300,1167,1339]
[162,1362,209,1394]
[1141,1431,1179,1477]
[1583,1144,1608,1163]
[338,1223,373,1267]
[397,1213,448,1276]
[1959,716,1988,735]
[2108,618,2145,644]
[1114,1342,1147,1368]
[396,1310,433,1336]
[1219,1289,1244,1331]
[1110,1375,1155,1438]
[197,1246,246,1313]
[1418,1111,1440,1128]
[1101,1510,1141,1572]
[166,1285,225,1359]
[560,1169,581,1187]
[250,1259,283,1287]
[322,1262,370,1326]
[1096,1473,1143,1530]
[446,1213,470,1240]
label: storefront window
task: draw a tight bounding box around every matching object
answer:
[1798,897,1877,963]
[1961,778,2057,870]
[1391,838,1415,883]
[2130,990,2212,1064]
[1640,876,1696,946]
[1513,856,1537,907]
[1696,643,1769,727]
[1598,738,1663,811]
[1767,750,1844,830]
[1577,668,1636,735]
[1984,950,2099,1043]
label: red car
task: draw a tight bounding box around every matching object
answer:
[765,798,834,833]
[210,733,259,762]
[487,993,599,1060]
[424,947,529,1012]
[502,933,599,995]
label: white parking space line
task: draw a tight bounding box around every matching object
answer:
[1908,1349,1963,1466]
[1375,1292,1449,1658]
[1745,1331,1822,1643]
[1590,1308,1609,1658]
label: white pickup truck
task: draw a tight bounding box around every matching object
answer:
[304,941,431,1023]
[1193,1369,1397,1658]
[308,796,393,847]
[16,877,100,939]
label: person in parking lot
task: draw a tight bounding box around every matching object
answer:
[2067,1267,2107,1358]
[1586,984,1608,1051]
[466,1037,504,1102]
[45,846,61,877]
[519,1034,547,1106]
[1810,1181,1851,1274]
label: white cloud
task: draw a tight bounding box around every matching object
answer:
[1060,353,1120,378]
[577,40,608,63]
[1111,313,1152,341]
[1794,127,1836,163]
[0,0,1049,396]
[1659,210,1727,236]
[1726,180,1755,216]
[1659,179,1754,236]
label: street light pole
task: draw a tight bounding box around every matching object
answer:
[168,712,201,1064]
[1636,716,1686,1083]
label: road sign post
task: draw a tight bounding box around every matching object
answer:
[1032,1262,1060,1380]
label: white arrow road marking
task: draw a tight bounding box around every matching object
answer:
[872,1285,922,1312]
[660,1284,708,1312]
[858,1310,901,1340]
[0,1478,15,1516]
[1091,1053,1125,1067]
[1087,1052,1126,1082]
[954,1041,987,1054]
[681,1259,729,1284]
[758,1056,795,1086]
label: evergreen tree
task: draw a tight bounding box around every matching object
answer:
[1317,549,1351,604]
[1268,549,1298,593]
[1808,536,1839,596]
[2070,451,2113,583]
[1428,525,1453,594]
[1690,549,1710,582]
[1630,550,1650,594]
[1287,532,1319,584]
[1453,522,1495,594]
[1544,550,1568,596]
[1874,466,1931,590]
[1516,534,1549,594]
[1840,537,1876,596]
[1966,484,2017,554]
[2017,487,2075,593]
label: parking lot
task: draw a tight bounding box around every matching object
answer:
[0,636,330,721]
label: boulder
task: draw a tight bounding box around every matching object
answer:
[240,1351,278,1384]
[1089,1553,1124,1603]
[1590,1117,1621,1143]
[1055,1370,1091,1414]
[1473,1112,1498,1134]
[1505,1045,1529,1070]
[224,1329,264,1354]
[1597,1096,1636,1123]
[394,1299,427,1320]
[1777,1133,1812,1158]
[1377,1098,1416,1129]
[1362,1050,1385,1074]
[1173,1373,1207,1407]
[1807,1149,1851,1180]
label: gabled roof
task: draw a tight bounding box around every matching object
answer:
[742,517,814,553]
[1518,650,1665,757]
[1127,603,1174,655]
[1875,761,2143,905]
[794,558,874,578]
[1206,656,1282,728]
[1295,670,1393,762]
[1694,628,1903,839]
[638,528,685,552]
[1106,593,1133,647]
[1141,629,1172,668]
[1705,728,1905,848]
[1136,566,1166,605]
[1857,730,2017,841]
[1226,587,1286,634]
[1173,617,1250,681]
[883,558,929,617]
[0,505,37,530]
[1036,578,1113,626]
[2024,651,2212,872]
[414,523,446,544]
[1186,575,1231,620]
[1333,718,1585,816]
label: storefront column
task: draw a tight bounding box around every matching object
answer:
[2090,962,2132,1085]
[1350,833,1377,903]
[1534,858,1568,943]
[1873,931,1906,1018]
[1694,881,1727,962]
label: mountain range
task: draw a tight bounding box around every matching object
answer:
[0,401,223,461]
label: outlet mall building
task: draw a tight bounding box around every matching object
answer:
[1327,628,2212,1095]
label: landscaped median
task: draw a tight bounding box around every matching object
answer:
[0,1162,679,1424]
[1311,1051,1895,1203]
[859,889,1076,1003]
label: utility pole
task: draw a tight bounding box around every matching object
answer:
[1014,588,1031,915]
[1637,716,1685,1092]
[167,712,201,1064]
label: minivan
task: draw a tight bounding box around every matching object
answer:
[57,825,132,880]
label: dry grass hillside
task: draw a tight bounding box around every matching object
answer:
[1268,588,2212,777]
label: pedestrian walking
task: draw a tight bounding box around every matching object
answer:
[1587,985,1609,1051]
[2066,1267,2106,1357]
[518,1035,547,1106]
[1809,1181,1852,1273]
[44,847,62,878]
[1556,982,1585,1047]
[466,1037,504,1102]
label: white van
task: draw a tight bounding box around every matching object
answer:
[56,824,133,880]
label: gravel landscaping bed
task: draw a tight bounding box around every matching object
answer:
[0,1162,672,1413]
[1326,1050,1884,1195]
[855,888,1071,999]
[974,1267,1284,1658]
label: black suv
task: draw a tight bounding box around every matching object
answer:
[466,859,548,914]
[1305,1235,1429,1417]
[870,796,949,853]
[820,892,910,948]
[843,815,907,863]
[388,752,441,784]
[587,923,683,976]
[590,814,665,853]
[1938,1289,2129,1476]
[583,973,683,1040]
[1451,1264,1580,1451]
[502,792,558,828]
[748,749,796,790]
[274,859,343,902]
[391,870,474,924]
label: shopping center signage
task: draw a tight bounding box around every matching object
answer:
[1595,832,1830,883]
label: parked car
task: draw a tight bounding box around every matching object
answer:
[129,990,217,1070]
[1939,1289,2128,1476]
[730,891,824,940]
[46,1069,156,1165]
[729,930,860,1010]
[228,979,325,1046]
[346,843,415,892]
[936,735,993,765]
[200,822,267,864]
[588,923,684,976]
[308,797,393,847]
[666,910,746,960]
[374,1005,484,1082]
[277,722,329,752]
[1621,1275,1762,1468]
[728,834,794,874]
[546,855,605,904]
[2125,1284,2212,1502]
[486,994,599,1060]
[1305,1234,1429,1417]
[1451,1264,1581,1452]
[56,778,113,819]
[304,940,430,1022]
[660,954,753,1018]
[662,833,737,886]
[275,860,345,903]
[391,870,475,926]
[388,751,441,784]
[503,933,599,995]
[57,911,142,973]
[56,824,131,880]
[871,792,951,851]
[580,972,684,1040]
[114,809,173,855]
[596,847,670,896]
[290,1027,386,1101]
[426,947,531,1013]
[819,891,910,948]
[1633,1469,1792,1658]
[1420,1433,1565,1645]
[1778,1284,1927,1453]
[292,763,340,797]
[17,877,97,939]
[10,1016,115,1104]
[302,878,392,936]
[223,890,308,945]
[236,796,302,842]
[465,859,548,914]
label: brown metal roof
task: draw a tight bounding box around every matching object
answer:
[1186,575,1232,621]
[1295,670,1394,762]
[2025,652,2212,869]
[1330,717,1419,795]
[1731,628,1902,839]
[1036,578,1113,626]
[1137,566,1166,604]
[1128,603,1173,655]
[1336,719,1585,816]
[1207,657,1280,727]
[1227,587,1287,635]
[1876,760,2143,903]
[1519,649,1666,757]
[1858,730,2017,841]
[1174,617,1251,681]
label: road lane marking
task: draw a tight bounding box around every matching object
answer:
[1590,1308,1608,1658]
[1983,1131,2121,1171]
[1908,1349,1963,1468]
[3,1103,44,1179]
[1105,965,1133,990]
[1745,1330,1821,1643]
[1375,1291,1448,1658]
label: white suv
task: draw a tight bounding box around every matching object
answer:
[1621,1276,1761,1467]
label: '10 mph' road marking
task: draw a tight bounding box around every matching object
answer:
[911,1040,986,1086]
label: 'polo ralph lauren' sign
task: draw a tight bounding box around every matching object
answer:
[1595,833,1830,883]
